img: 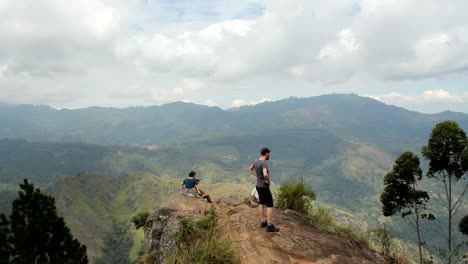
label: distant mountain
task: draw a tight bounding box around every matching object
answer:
[1,94,467,150]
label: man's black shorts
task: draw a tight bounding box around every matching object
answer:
[256,186,274,207]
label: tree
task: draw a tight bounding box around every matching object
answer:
[0,179,88,264]
[0,215,10,264]
[422,120,468,263]
[380,151,434,264]
[459,215,468,236]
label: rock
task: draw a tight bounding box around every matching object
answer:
[144,207,179,263]
[227,209,238,216]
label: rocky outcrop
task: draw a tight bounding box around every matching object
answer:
[143,194,386,264]
[143,208,179,263]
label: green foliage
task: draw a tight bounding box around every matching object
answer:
[196,206,217,230]
[421,120,468,262]
[131,211,150,230]
[0,214,10,264]
[276,181,316,213]
[370,225,395,256]
[175,207,217,244]
[165,236,239,264]
[422,120,468,181]
[381,151,435,264]
[309,207,335,232]
[167,207,240,264]
[0,179,88,264]
[308,206,372,250]
[459,215,468,235]
[380,151,433,219]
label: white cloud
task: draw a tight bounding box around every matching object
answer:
[0,64,7,78]
[231,97,272,107]
[181,79,204,91]
[369,89,468,113]
[1,0,468,113]
[204,99,218,106]
[290,65,305,77]
[149,78,205,102]
[318,28,359,60]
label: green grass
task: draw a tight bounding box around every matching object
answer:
[164,207,240,264]
[129,228,144,262]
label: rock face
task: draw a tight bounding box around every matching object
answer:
[144,208,180,263]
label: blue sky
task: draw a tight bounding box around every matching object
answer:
[0,0,467,113]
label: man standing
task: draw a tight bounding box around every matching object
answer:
[249,147,279,232]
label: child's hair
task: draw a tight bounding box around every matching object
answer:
[189,171,196,177]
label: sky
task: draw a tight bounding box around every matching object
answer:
[0,0,468,113]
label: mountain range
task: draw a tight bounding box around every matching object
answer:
[1,94,467,262]
[1,94,467,149]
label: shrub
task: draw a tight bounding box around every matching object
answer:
[196,206,217,230]
[370,225,395,256]
[166,236,239,264]
[276,181,316,213]
[309,207,334,232]
[166,206,240,264]
[131,211,150,230]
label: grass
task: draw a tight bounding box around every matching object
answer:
[164,207,240,264]
[308,206,415,264]
[129,228,144,262]
[165,236,239,264]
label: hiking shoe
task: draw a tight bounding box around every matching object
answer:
[266,224,279,232]
[260,221,267,228]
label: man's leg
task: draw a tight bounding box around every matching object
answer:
[267,207,273,224]
[265,189,279,232]
[259,204,265,219]
[259,204,267,227]
[202,194,213,203]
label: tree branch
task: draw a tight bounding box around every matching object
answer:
[451,182,468,216]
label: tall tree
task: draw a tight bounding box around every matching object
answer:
[422,120,468,263]
[0,179,88,264]
[380,151,434,264]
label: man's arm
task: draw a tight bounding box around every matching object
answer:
[249,164,256,177]
[195,185,202,194]
[263,168,270,185]
[180,181,185,191]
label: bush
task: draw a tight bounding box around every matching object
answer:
[370,225,394,256]
[308,207,370,248]
[166,236,239,264]
[196,206,217,230]
[131,211,150,230]
[276,181,316,213]
[166,206,240,264]
[309,207,334,232]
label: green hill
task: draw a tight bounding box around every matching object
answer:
[47,172,180,263]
